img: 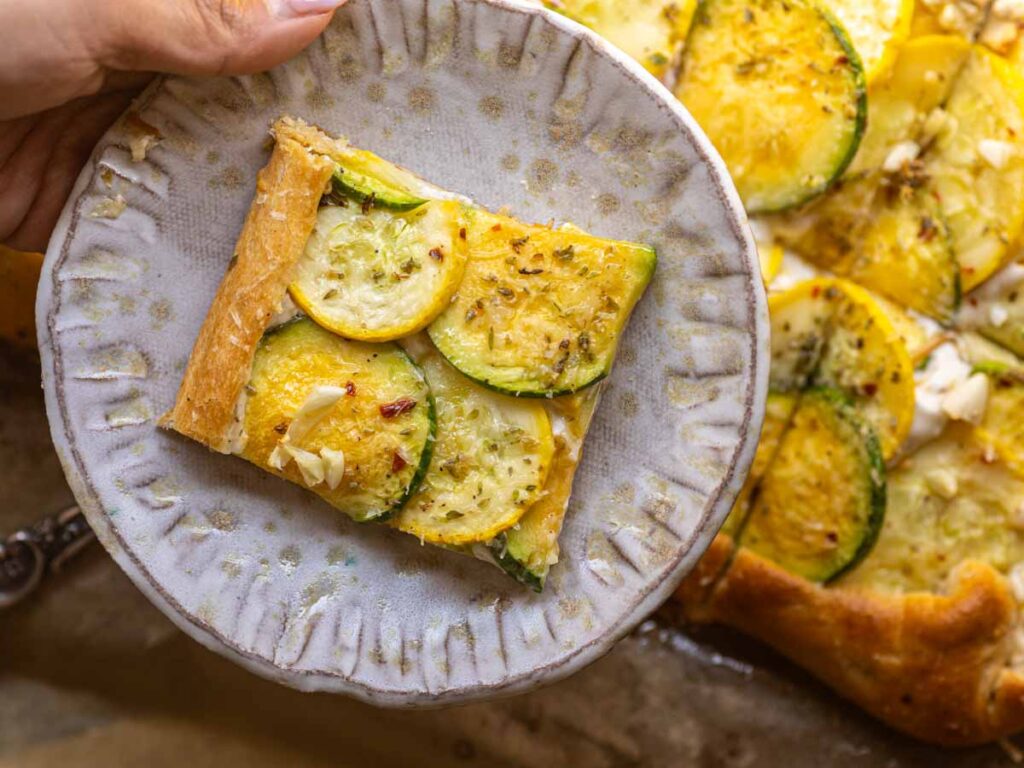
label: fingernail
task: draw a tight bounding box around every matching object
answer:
[273,0,347,18]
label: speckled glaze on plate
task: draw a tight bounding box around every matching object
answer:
[38,0,768,705]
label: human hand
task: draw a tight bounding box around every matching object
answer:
[0,0,346,252]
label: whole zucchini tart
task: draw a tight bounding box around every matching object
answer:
[551,0,1024,746]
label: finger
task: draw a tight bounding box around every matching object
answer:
[95,0,347,78]
[0,90,137,253]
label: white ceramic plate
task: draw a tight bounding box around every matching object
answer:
[38,0,767,705]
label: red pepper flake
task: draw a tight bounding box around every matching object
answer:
[491,224,503,232]
[380,397,417,418]
[862,382,878,396]
[345,381,356,396]
[835,55,849,66]
[811,285,822,298]
[391,451,408,473]
[918,216,938,242]
[459,227,467,240]
[429,247,444,262]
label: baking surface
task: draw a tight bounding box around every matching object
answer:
[3,352,1015,767]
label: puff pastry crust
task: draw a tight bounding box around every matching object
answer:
[160,119,338,452]
[677,534,1024,746]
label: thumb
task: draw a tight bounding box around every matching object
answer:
[97,0,346,78]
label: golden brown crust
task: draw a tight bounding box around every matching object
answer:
[160,119,335,452]
[676,537,1024,745]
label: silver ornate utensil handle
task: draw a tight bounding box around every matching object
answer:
[0,506,95,609]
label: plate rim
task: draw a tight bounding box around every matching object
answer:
[37,0,769,706]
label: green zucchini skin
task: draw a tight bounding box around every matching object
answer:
[376,368,436,523]
[490,533,545,592]
[329,170,427,212]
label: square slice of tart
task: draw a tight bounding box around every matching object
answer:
[162,118,655,590]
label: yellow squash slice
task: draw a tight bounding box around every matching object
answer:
[675,0,867,212]
[242,319,435,523]
[428,209,656,396]
[291,200,467,342]
[772,172,960,322]
[394,339,555,546]
[545,0,697,79]
[928,46,1024,292]
[827,0,913,84]
[768,278,916,458]
[848,35,970,174]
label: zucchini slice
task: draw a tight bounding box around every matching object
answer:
[490,389,599,590]
[772,173,961,323]
[740,389,886,583]
[675,0,867,212]
[428,209,656,397]
[839,424,1024,593]
[927,46,1024,292]
[394,339,556,546]
[768,279,915,458]
[331,149,430,210]
[290,200,468,342]
[544,0,696,79]
[241,318,435,523]
[827,0,913,85]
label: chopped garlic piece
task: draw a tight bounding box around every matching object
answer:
[882,141,921,173]
[978,139,1015,170]
[941,373,990,424]
[991,304,1010,327]
[287,385,347,443]
[321,447,346,490]
[285,445,326,487]
[924,468,959,500]
[268,385,346,476]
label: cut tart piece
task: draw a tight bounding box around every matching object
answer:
[675,0,866,212]
[162,117,653,588]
